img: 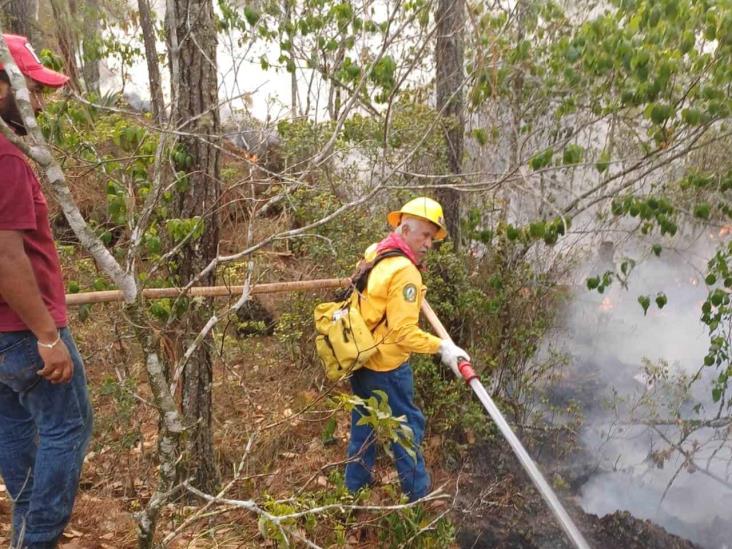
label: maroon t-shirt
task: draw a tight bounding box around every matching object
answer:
[0,134,67,331]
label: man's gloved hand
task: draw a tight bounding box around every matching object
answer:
[439,339,471,378]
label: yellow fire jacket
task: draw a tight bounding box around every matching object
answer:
[357,244,443,372]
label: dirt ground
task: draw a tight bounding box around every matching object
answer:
[0,296,463,547]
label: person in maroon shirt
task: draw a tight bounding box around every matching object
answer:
[0,35,92,549]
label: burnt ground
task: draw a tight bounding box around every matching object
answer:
[455,439,698,549]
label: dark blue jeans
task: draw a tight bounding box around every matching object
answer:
[0,328,93,549]
[345,363,430,501]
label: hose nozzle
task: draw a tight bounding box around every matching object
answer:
[457,359,478,383]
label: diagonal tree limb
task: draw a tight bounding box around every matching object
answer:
[0,32,137,302]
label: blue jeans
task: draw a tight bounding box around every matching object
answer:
[0,328,93,548]
[345,363,430,501]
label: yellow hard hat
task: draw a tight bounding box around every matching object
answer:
[387,196,447,241]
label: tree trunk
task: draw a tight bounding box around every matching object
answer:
[285,0,298,117]
[49,0,82,91]
[3,0,38,42]
[80,0,101,95]
[166,0,221,493]
[138,0,166,123]
[435,0,465,248]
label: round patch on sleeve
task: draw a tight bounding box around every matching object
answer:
[403,283,417,303]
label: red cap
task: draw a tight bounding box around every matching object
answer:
[1,34,69,88]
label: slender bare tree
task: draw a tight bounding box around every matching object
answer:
[435,0,465,246]
[138,0,165,123]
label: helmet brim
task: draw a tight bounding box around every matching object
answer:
[387,210,447,241]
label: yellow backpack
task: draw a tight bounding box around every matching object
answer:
[314,250,405,381]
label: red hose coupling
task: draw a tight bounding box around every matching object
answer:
[458,359,478,383]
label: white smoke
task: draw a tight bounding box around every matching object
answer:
[540,230,732,548]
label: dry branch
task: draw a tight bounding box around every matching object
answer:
[66,277,352,306]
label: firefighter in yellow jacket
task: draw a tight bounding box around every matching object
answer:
[345,197,470,501]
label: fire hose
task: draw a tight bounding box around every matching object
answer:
[66,280,590,548]
[421,299,590,549]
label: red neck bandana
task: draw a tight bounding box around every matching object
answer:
[375,231,422,268]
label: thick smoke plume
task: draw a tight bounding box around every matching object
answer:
[542,232,732,548]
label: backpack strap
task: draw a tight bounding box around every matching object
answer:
[353,249,407,293]
[352,249,407,331]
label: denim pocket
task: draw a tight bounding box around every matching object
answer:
[0,332,42,393]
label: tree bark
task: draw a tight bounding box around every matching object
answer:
[138,0,166,123]
[3,0,38,42]
[128,304,184,549]
[80,0,101,95]
[166,0,221,493]
[435,0,465,247]
[48,0,82,92]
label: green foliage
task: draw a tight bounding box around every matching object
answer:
[339,390,417,460]
[277,118,331,173]
[486,218,570,248]
[377,498,455,547]
[586,271,614,294]
[637,294,651,315]
[701,244,732,403]
[165,217,204,244]
[424,241,563,424]
[412,354,495,466]
[258,499,298,544]
[274,294,321,366]
[561,144,584,165]
[341,102,449,167]
[256,469,455,546]
[529,148,554,170]
[94,376,140,451]
[370,55,397,102]
[610,194,678,236]
[286,188,381,274]
[596,149,611,173]
[38,49,64,71]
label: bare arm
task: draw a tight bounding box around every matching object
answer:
[0,229,72,383]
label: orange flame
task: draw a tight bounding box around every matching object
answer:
[599,297,614,312]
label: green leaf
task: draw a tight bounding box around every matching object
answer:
[611,200,624,216]
[655,292,667,309]
[596,149,611,173]
[370,55,397,93]
[562,144,584,165]
[543,227,558,245]
[681,108,702,125]
[652,244,662,256]
[680,30,695,53]
[244,6,260,26]
[649,103,672,125]
[693,202,711,219]
[529,149,553,170]
[638,295,651,315]
[711,289,724,306]
[472,128,488,146]
[564,45,581,62]
[321,417,337,445]
[529,222,545,239]
[586,276,600,290]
